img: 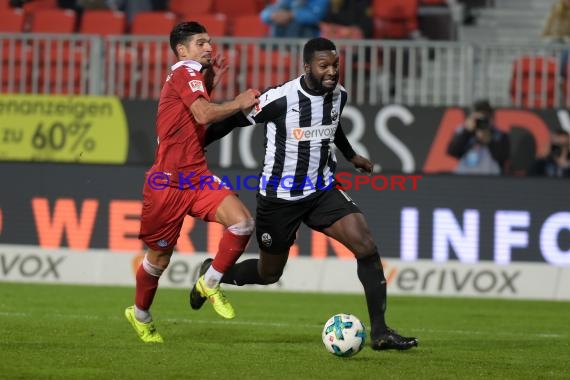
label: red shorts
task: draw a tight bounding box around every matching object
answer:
[139,178,234,251]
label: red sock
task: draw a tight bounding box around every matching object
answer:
[135,264,159,310]
[212,229,251,273]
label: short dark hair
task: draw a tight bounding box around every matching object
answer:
[472,99,494,116]
[169,21,207,56]
[303,37,337,64]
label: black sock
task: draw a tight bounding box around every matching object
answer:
[220,259,268,286]
[357,252,388,339]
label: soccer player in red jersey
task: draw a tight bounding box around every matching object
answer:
[125,21,260,343]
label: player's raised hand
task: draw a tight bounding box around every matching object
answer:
[211,53,229,89]
[203,53,229,93]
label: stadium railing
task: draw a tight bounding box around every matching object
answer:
[1,32,569,109]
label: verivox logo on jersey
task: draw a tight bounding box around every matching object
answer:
[292,125,337,141]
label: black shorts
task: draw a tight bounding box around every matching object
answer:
[255,188,362,253]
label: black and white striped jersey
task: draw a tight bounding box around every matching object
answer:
[247,75,348,201]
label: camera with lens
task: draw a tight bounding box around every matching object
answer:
[475,116,491,131]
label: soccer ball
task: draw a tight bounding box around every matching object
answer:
[322,313,366,357]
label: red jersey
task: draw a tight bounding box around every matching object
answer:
[150,60,211,186]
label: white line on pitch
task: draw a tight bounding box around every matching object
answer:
[0,311,566,339]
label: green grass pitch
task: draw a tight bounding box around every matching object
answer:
[1,282,569,379]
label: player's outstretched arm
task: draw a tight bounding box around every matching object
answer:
[190,89,260,125]
[204,112,254,147]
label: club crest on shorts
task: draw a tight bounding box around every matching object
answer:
[261,233,272,247]
[157,239,168,248]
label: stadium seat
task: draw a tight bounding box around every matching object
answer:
[232,14,268,37]
[29,8,77,33]
[169,0,213,17]
[130,11,177,35]
[28,9,82,94]
[214,0,260,16]
[0,0,10,9]
[22,0,58,11]
[29,8,78,63]
[372,0,419,39]
[510,55,558,108]
[78,10,128,96]
[232,14,291,87]
[129,13,177,69]
[28,8,79,65]
[20,0,59,31]
[188,13,229,37]
[129,12,177,99]
[80,10,126,36]
[0,9,30,89]
[0,7,25,32]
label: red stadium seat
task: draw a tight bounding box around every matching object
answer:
[78,11,128,97]
[232,11,287,78]
[0,8,32,92]
[169,0,213,17]
[22,0,58,11]
[510,55,558,108]
[0,7,25,32]
[80,10,126,36]
[0,0,11,10]
[130,11,177,35]
[188,13,229,37]
[214,0,260,16]
[29,9,79,64]
[21,0,59,31]
[232,14,268,37]
[372,0,419,39]
[29,8,76,33]
[28,9,82,94]
[129,12,177,99]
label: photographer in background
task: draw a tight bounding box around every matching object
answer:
[447,99,510,175]
[532,129,570,178]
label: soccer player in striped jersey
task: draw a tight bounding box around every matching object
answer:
[190,37,418,351]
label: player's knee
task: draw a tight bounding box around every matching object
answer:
[353,237,377,258]
[259,267,283,284]
[228,217,255,236]
[142,254,168,276]
[145,249,173,272]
